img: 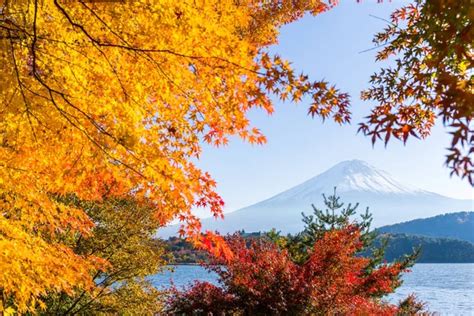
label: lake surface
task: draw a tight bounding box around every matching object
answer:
[150,263,474,315]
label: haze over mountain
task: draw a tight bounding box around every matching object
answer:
[160,160,473,236]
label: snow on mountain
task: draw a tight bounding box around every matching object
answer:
[269,160,423,202]
[159,160,473,237]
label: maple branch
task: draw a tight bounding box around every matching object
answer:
[26,25,149,180]
[9,30,37,141]
[20,3,179,184]
[54,0,262,75]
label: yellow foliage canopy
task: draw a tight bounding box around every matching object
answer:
[0,0,350,311]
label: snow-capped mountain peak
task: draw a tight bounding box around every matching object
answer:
[316,160,420,194]
[267,160,422,203]
[159,160,472,237]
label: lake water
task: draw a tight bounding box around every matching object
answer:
[150,263,474,315]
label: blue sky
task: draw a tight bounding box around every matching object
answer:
[195,1,473,216]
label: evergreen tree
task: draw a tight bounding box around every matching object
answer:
[268,188,419,275]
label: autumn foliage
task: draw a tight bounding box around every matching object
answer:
[39,197,166,315]
[168,228,418,315]
[168,193,426,315]
[0,0,351,312]
[360,0,473,184]
[0,0,469,313]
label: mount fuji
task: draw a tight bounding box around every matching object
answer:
[160,160,473,236]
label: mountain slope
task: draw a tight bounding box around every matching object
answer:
[378,212,474,243]
[159,160,473,236]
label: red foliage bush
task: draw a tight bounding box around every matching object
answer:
[167,225,423,315]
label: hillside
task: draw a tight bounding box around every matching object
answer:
[378,212,474,243]
[377,233,474,263]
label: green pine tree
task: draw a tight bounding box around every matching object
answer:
[268,188,419,274]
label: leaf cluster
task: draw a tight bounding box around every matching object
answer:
[35,197,166,315]
[359,0,473,184]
